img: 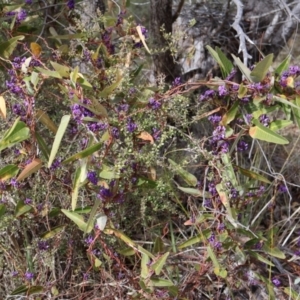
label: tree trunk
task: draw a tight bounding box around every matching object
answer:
[150,0,178,83]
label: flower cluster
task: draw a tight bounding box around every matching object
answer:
[199,89,215,102]
[148,98,161,110]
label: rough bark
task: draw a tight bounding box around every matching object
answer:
[150,0,179,82]
[151,0,300,81]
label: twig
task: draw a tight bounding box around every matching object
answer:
[231,0,252,66]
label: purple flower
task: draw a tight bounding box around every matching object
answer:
[245,114,252,124]
[152,128,161,141]
[218,223,225,231]
[24,198,32,204]
[272,277,281,287]
[256,185,265,197]
[208,183,217,196]
[17,9,27,22]
[200,89,215,102]
[237,140,248,152]
[11,271,18,277]
[87,122,108,132]
[241,97,250,103]
[38,240,50,251]
[218,85,228,97]
[148,98,161,110]
[10,178,20,188]
[278,184,287,193]
[67,0,75,9]
[203,198,213,208]
[172,77,181,87]
[126,118,137,132]
[249,82,264,92]
[219,141,229,153]
[212,125,226,142]
[288,65,300,76]
[208,114,222,124]
[117,103,129,112]
[226,69,237,81]
[111,127,119,139]
[83,273,89,281]
[98,187,112,200]
[230,188,238,198]
[259,114,270,127]
[25,271,34,281]
[50,158,61,170]
[254,241,264,249]
[12,103,26,116]
[25,0,32,4]
[87,171,98,185]
[84,235,94,245]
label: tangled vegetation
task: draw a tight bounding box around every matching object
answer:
[0,1,300,299]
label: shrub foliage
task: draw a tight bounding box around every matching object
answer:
[0,1,300,299]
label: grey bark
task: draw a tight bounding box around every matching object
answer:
[150,0,300,81]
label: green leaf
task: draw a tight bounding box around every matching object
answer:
[263,244,286,259]
[70,66,79,87]
[0,164,19,181]
[61,209,93,233]
[178,230,210,249]
[213,267,227,278]
[98,72,122,97]
[35,67,62,79]
[207,245,219,268]
[168,158,197,186]
[72,161,87,211]
[0,119,29,151]
[238,83,247,98]
[141,252,150,279]
[235,165,271,184]
[35,132,50,160]
[283,287,300,300]
[250,54,273,82]
[249,119,289,145]
[0,204,6,218]
[118,247,135,256]
[40,225,65,239]
[153,237,165,254]
[248,250,274,266]
[48,115,71,168]
[151,252,169,276]
[206,46,232,78]
[269,120,293,131]
[177,186,211,198]
[275,55,291,75]
[27,286,43,295]
[99,164,120,179]
[11,285,28,295]
[273,95,300,110]
[50,61,69,77]
[0,35,25,59]
[36,110,58,134]
[150,278,174,287]
[221,101,239,125]
[30,71,39,89]
[292,96,300,128]
[216,47,233,77]
[63,141,103,164]
[232,54,252,81]
[15,200,32,217]
[104,228,136,248]
[85,198,101,235]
